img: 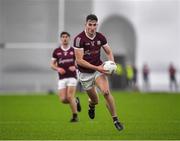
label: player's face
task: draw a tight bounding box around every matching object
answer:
[85,20,98,36]
[60,34,70,46]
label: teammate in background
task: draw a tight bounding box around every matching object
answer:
[73,14,123,131]
[142,63,150,92]
[168,63,178,92]
[51,32,81,122]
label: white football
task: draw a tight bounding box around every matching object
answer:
[103,61,117,74]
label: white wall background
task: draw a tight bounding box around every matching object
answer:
[0,0,59,92]
[0,0,3,43]
[0,0,179,92]
[64,0,93,39]
[1,0,58,42]
[136,0,180,91]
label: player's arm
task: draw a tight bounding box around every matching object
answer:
[74,48,105,73]
[50,59,65,74]
[51,59,58,71]
[102,44,115,62]
[74,48,97,70]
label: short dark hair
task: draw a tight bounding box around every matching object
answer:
[86,14,98,22]
[60,31,70,37]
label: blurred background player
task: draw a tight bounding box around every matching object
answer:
[73,14,123,131]
[132,65,138,90]
[51,31,81,122]
[125,63,134,90]
[142,63,150,92]
[168,63,178,92]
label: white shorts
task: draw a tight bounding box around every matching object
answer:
[78,71,103,90]
[58,77,77,90]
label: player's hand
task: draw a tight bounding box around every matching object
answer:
[96,65,109,74]
[57,67,66,75]
[68,66,76,72]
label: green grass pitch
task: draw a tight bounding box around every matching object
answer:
[0,91,180,140]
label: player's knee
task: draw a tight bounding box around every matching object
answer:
[102,89,110,97]
[61,98,69,104]
[66,95,73,102]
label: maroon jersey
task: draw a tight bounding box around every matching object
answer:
[169,66,176,76]
[169,65,176,80]
[74,31,107,73]
[52,46,76,79]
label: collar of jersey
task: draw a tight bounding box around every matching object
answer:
[84,30,96,40]
[61,45,70,51]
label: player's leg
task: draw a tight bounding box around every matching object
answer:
[66,78,81,122]
[78,71,98,119]
[86,87,99,105]
[86,86,99,119]
[76,97,81,112]
[95,74,117,116]
[95,74,124,131]
[169,78,173,91]
[58,88,69,103]
[174,79,178,91]
[58,80,69,104]
[67,85,78,122]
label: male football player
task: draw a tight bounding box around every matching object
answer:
[51,32,81,122]
[73,14,123,130]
